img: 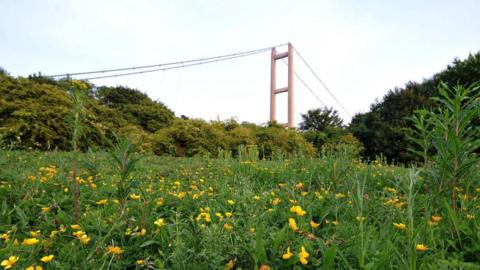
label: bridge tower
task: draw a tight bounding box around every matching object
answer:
[270,43,294,128]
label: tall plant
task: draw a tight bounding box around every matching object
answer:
[109,137,140,217]
[67,80,88,222]
[409,83,480,209]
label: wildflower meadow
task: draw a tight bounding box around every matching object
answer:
[1,85,480,269]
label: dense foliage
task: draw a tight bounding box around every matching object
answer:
[0,72,317,159]
[349,51,480,163]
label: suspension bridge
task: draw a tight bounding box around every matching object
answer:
[46,43,351,128]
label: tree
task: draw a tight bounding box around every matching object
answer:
[299,107,343,131]
[349,51,480,163]
[94,86,175,132]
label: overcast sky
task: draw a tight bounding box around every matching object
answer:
[1,0,479,125]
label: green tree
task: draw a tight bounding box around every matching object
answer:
[349,51,480,163]
[299,107,343,131]
[95,86,175,132]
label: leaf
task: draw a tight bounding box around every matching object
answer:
[255,226,267,264]
[140,240,161,248]
[14,205,28,226]
[321,244,337,270]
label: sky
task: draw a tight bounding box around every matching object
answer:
[1,0,479,125]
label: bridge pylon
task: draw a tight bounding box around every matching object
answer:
[270,43,294,128]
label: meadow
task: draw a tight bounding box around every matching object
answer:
[1,147,479,270]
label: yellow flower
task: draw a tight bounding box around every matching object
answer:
[430,215,442,223]
[298,246,309,265]
[288,218,298,231]
[0,234,9,242]
[282,247,293,259]
[254,195,261,201]
[290,205,306,216]
[49,230,58,239]
[63,187,68,193]
[40,255,54,263]
[30,230,41,237]
[356,216,366,222]
[335,193,345,199]
[416,244,428,252]
[41,207,50,213]
[295,182,304,189]
[130,194,140,200]
[26,266,43,270]
[95,199,108,205]
[227,200,235,205]
[22,238,39,246]
[309,220,320,229]
[466,214,475,220]
[79,235,91,245]
[154,218,166,227]
[107,245,124,255]
[272,198,281,205]
[1,256,19,269]
[386,187,396,193]
[223,223,233,230]
[70,224,81,230]
[224,259,236,270]
[225,212,233,218]
[136,260,145,265]
[393,223,406,230]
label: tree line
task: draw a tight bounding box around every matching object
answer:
[1,49,479,162]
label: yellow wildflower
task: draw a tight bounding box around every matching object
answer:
[227,200,235,205]
[49,230,58,239]
[272,198,281,205]
[430,215,442,223]
[40,255,54,263]
[309,220,320,229]
[298,246,309,265]
[136,260,145,265]
[0,234,9,242]
[130,194,140,200]
[79,235,91,245]
[22,238,39,246]
[95,199,108,205]
[225,212,233,218]
[282,247,293,259]
[70,224,81,230]
[393,223,406,230]
[387,187,396,193]
[107,245,124,255]
[288,218,298,231]
[41,207,50,213]
[30,230,41,237]
[356,216,366,222]
[223,223,233,230]
[290,205,306,216]
[224,259,236,270]
[416,244,428,252]
[1,256,19,269]
[154,218,166,227]
[26,266,43,270]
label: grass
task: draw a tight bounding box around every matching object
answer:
[1,150,479,269]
